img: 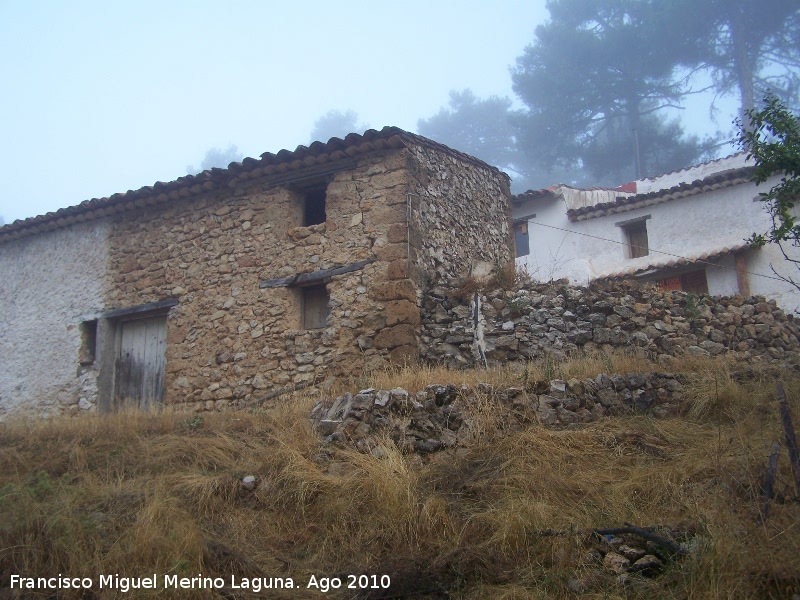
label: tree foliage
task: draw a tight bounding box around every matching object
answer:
[694,0,800,115]
[737,93,800,248]
[420,0,798,190]
[309,110,363,143]
[512,0,713,184]
[417,90,518,172]
[187,145,242,174]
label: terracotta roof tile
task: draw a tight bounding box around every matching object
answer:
[0,127,507,243]
[511,186,559,205]
[594,243,751,281]
[567,166,755,221]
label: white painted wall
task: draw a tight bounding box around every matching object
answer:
[705,253,740,297]
[514,173,800,314]
[0,221,109,418]
[515,193,594,285]
[747,241,800,313]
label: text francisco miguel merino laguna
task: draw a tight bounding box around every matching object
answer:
[10,573,392,593]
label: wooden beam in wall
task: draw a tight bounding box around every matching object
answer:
[259,259,375,289]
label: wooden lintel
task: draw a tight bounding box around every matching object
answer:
[100,298,179,320]
[259,275,297,289]
[259,259,375,289]
[263,160,358,189]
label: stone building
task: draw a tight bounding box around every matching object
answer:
[0,127,511,418]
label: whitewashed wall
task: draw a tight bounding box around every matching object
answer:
[514,174,800,314]
[705,254,740,297]
[747,241,800,313]
[515,195,594,285]
[0,221,109,418]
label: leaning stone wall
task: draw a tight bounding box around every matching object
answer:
[107,149,419,410]
[421,281,800,367]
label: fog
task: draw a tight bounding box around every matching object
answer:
[1,0,796,224]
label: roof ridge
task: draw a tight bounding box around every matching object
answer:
[0,126,504,243]
[568,165,755,221]
[637,151,748,183]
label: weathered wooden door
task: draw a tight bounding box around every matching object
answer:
[114,315,167,410]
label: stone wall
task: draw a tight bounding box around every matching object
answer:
[421,280,800,367]
[106,149,415,410]
[104,145,511,412]
[310,372,687,455]
[406,143,512,283]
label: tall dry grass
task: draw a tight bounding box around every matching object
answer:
[0,355,798,599]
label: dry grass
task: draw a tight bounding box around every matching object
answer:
[1,356,799,599]
[355,351,752,395]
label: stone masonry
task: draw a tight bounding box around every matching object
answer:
[5,126,798,419]
[310,372,687,455]
[0,128,511,417]
[104,134,510,412]
[421,280,800,367]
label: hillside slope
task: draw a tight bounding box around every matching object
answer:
[1,356,799,599]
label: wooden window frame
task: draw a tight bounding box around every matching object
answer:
[301,284,330,330]
[514,221,530,257]
[616,215,651,259]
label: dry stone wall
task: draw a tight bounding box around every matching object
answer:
[310,372,687,454]
[421,281,800,367]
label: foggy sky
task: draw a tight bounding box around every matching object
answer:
[0,1,736,224]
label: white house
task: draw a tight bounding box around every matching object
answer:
[513,154,800,313]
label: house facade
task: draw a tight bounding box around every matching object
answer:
[512,154,800,313]
[0,128,511,418]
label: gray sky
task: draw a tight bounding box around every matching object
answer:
[0,1,737,224]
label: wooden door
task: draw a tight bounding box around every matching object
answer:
[115,315,167,410]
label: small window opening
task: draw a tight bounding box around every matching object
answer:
[302,285,330,329]
[79,320,98,365]
[514,222,530,257]
[303,185,327,226]
[621,221,649,259]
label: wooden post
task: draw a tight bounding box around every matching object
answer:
[776,383,800,498]
[735,252,750,297]
[759,441,781,522]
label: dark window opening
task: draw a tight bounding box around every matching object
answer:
[79,320,98,365]
[302,285,330,329]
[514,222,530,257]
[303,185,327,226]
